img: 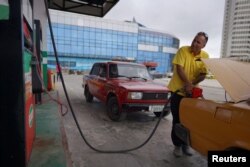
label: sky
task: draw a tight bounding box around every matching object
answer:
[104,0,226,58]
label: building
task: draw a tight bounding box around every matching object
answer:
[221,0,250,62]
[47,10,179,74]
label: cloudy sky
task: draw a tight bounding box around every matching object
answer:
[104,0,226,58]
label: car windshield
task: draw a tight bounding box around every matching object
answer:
[109,64,151,80]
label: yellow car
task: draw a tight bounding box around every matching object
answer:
[176,59,250,156]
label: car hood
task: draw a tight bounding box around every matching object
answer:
[112,80,169,92]
[202,58,250,103]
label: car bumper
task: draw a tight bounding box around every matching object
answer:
[122,104,149,112]
[122,103,168,112]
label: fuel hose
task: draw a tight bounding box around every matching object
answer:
[44,0,172,153]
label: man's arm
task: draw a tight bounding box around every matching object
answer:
[192,73,206,85]
[176,64,193,94]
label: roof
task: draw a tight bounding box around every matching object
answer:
[47,0,119,17]
[111,56,136,62]
[202,58,250,103]
[143,62,158,67]
[96,61,145,67]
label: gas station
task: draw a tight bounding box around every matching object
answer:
[0,0,119,166]
[2,1,249,167]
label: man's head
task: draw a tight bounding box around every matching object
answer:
[191,32,208,55]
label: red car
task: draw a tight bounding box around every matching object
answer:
[82,61,170,121]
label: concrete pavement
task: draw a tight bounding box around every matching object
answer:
[27,76,222,167]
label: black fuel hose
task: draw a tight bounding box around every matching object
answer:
[44,0,173,153]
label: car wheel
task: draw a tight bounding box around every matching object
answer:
[154,111,168,117]
[84,85,93,103]
[107,97,126,121]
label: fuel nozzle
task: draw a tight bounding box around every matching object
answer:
[187,87,203,98]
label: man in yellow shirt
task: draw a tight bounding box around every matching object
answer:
[168,32,209,157]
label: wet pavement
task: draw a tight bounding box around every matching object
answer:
[28,91,71,167]
[28,75,226,167]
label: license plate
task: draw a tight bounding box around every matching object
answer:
[149,105,164,112]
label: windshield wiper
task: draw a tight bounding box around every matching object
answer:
[115,75,130,79]
[114,75,147,81]
[129,76,147,81]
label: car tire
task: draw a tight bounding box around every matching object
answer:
[154,111,169,117]
[84,85,93,103]
[107,97,126,121]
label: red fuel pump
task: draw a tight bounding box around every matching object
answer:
[0,2,36,167]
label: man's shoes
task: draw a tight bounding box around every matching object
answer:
[173,146,182,157]
[182,145,193,156]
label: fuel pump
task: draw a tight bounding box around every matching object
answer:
[187,87,203,98]
[0,1,36,166]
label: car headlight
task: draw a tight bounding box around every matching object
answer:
[127,92,143,99]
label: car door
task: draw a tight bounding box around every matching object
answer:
[179,98,235,155]
[88,63,100,96]
[96,63,108,101]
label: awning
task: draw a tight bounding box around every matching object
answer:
[47,0,119,17]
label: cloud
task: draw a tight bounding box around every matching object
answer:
[105,0,225,58]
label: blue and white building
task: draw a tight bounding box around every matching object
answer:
[47,10,179,74]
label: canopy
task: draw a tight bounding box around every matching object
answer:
[47,0,119,17]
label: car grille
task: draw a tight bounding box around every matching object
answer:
[142,93,168,100]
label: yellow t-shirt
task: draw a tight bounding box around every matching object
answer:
[168,46,209,95]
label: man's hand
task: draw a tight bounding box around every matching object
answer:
[184,82,193,95]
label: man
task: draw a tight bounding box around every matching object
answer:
[56,64,61,81]
[168,32,209,157]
